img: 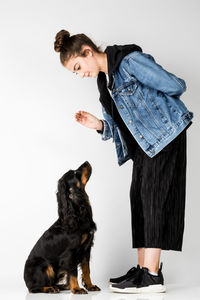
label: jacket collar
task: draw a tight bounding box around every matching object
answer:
[104,44,143,89]
[96,44,142,119]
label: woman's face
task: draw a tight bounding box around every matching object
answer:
[64,46,100,78]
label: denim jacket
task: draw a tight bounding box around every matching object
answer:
[97,51,194,166]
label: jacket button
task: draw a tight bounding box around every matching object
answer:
[139,135,143,139]
[152,150,155,154]
[129,120,133,124]
[120,105,124,109]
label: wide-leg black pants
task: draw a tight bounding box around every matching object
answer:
[130,128,187,251]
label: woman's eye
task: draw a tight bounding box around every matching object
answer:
[74,66,80,75]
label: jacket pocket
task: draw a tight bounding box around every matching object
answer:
[117,81,137,96]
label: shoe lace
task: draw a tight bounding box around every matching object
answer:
[126,266,137,275]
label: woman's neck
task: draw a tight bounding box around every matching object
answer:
[96,52,108,75]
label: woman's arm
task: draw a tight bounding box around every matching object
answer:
[75,107,115,142]
[125,51,187,96]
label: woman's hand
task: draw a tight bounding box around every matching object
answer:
[75,110,103,131]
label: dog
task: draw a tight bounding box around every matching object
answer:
[24,161,100,294]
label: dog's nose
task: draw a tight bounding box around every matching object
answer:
[78,161,91,170]
[83,161,91,169]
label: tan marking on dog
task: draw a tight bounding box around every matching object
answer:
[46,265,55,280]
[70,276,79,289]
[81,261,92,288]
[81,261,100,291]
[81,233,88,244]
[77,181,80,188]
[81,168,88,185]
[69,276,86,293]
[43,286,56,292]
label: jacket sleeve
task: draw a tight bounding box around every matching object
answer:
[125,51,187,96]
[96,105,113,141]
[96,120,104,134]
[96,119,112,140]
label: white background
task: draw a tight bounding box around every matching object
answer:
[0,0,199,294]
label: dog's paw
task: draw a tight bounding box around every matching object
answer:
[57,284,70,291]
[86,284,101,291]
[53,286,61,293]
[44,286,60,293]
[71,288,88,294]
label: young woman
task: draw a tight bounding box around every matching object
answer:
[54,30,194,294]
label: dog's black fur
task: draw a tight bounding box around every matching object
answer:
[24,161,100,294]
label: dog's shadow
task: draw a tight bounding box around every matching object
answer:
[25,290,100,300]
[25,291,69,300]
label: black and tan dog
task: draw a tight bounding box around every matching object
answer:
[24,161,100,294]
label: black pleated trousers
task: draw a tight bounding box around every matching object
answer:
[130,128,187,251]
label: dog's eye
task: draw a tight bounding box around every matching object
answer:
[74,170,81,179]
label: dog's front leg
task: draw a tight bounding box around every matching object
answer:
[59,253,87,294]
[81,260,101,291]
[69,268,88,294]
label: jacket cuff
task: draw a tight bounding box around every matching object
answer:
[96,120,104,134]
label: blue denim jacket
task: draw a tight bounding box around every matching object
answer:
[98,51,194,166]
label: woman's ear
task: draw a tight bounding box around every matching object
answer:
[81,45,93,57]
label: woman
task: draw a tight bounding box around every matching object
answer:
[54,30,194,294]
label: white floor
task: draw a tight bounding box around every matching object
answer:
[1,283,200,300]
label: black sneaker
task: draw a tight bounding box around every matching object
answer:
[109,262,166,293]
[109,264,140,284]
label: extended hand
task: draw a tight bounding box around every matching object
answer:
[75,111,103,130]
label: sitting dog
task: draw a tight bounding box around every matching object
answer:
[24,161,100,294]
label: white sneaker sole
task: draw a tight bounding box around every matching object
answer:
[109,284,167,294]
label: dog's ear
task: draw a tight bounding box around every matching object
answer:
[69,187,75,200]
[56,180,78,231]
[57,179,69,223]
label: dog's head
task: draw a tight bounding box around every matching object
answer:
[58,160,92,197]
[56,161,92,228]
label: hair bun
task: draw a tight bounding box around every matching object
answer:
[54,30,70,52]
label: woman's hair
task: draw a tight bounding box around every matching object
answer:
[54,30,103,65]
